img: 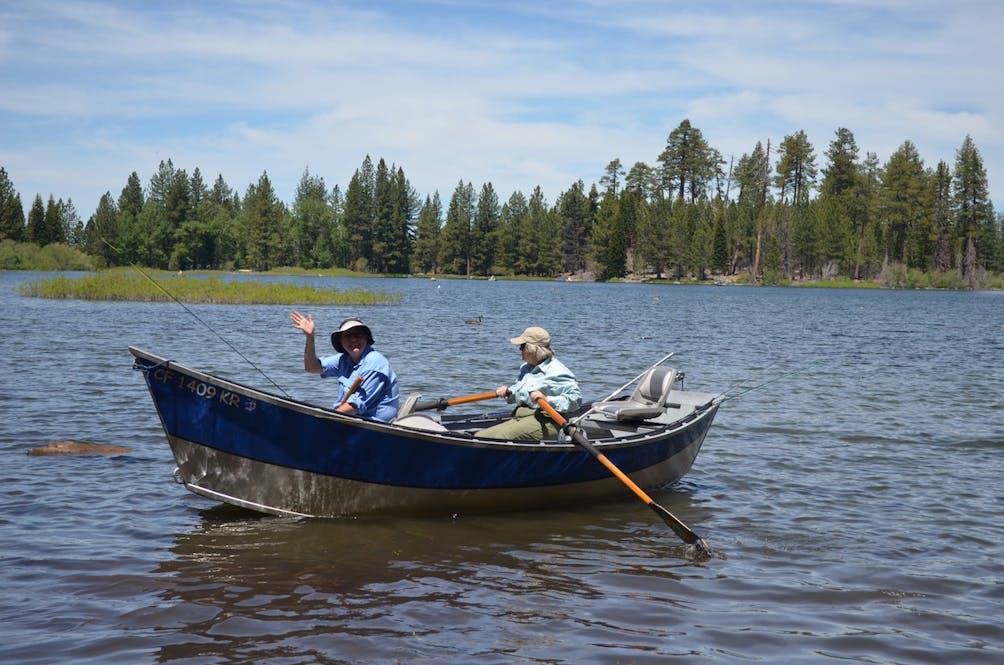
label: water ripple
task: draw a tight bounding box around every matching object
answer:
[2,275,1003,664]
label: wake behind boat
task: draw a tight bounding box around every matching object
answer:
[130,346,721,519]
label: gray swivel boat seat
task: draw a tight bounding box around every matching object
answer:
[591,366,678,422]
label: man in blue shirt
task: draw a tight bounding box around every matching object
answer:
[290,312,400,422]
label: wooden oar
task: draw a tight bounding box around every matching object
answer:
[338,375,365,408]
[535,396,713,558]
[412,390,498,412]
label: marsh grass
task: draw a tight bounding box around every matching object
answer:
[19,270,400,305]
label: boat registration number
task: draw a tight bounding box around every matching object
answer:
[151,368,257,411]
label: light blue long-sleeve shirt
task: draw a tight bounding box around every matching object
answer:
[507,356,582,414]
[319,347,400,422]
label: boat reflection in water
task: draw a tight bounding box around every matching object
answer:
[154,499,702,663]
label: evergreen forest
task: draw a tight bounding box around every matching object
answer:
[1,120,1001,288]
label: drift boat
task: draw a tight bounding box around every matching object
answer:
[130,346,720,518]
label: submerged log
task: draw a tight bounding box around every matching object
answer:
[27,441,132,456]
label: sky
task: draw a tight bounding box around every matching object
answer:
[2,0,1001,219]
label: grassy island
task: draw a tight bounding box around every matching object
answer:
[18,270,400,305]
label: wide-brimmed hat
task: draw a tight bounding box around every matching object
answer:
[510,326,550,346]
[331,318,375,353]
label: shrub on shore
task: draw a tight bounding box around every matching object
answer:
[0,241,93,271]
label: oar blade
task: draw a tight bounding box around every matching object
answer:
[649,502,713,559]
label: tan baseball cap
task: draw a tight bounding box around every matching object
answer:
[510,326,550,346]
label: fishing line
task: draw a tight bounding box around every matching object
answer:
[102,240,293,399]
[714,362,818,404]
[713,360,785,399]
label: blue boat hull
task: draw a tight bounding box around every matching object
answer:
[131,347,718,517]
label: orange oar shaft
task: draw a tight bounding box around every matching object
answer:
[413,390,499,412]
[445,390,499,406]
[535,398,655,503]
[339,375,365,407]
[592,451,656,504]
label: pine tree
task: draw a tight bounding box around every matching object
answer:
[0,167,25,241]
[658,119,718,202]
[370,159,394,273]
[26,195,45,245]
[342,158,375,270]
[291,167,332,269]
[438,181,475,275]
[794,198,826,277]
[774,130,818,206]
[952,134,993,281]
[589,190,625,280]
[518,187,561,277]
[711,204,729,275]
[820,128,859,198]
[855,152,883,279]
[599,159,624,196]
[243,172,283,271]
[763,233,783,285]
[877,141,930,267]
[817,128,861,274]
[556,180,593,274]
[327,184,350,269]
[163,166,190,234]
[60,199,83,248]
[733,141,771,276]
[38,196,64,245]
[369,161,414,274]
[625,162,657,199]
[118,172,145,217]
[635,194,672,278]
[688,199,716,280]
[208,174,240,268]
[388,166,416,274]
[495,191,527,275]
[190,168,208,212]
[84,193,120,265]
[470,182,499,276]
[931,161,953,272]
[413,193,442,274]
[148,159,176,206]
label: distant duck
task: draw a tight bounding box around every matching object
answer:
[465,315,483,325]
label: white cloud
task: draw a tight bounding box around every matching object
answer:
[1,0,1001,213]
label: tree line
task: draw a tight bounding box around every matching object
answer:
[0,120,1000,287]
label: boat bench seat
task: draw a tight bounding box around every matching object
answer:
[392,414,449,432]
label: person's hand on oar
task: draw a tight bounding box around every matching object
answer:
[334,375,365,416]
[412,390,499,412]
[535,395,714,560]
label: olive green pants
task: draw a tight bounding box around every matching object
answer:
[474,406,559,441]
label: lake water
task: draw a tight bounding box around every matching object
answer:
[1,271,1002,664]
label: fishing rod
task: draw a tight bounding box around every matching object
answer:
[103,240,293,399]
